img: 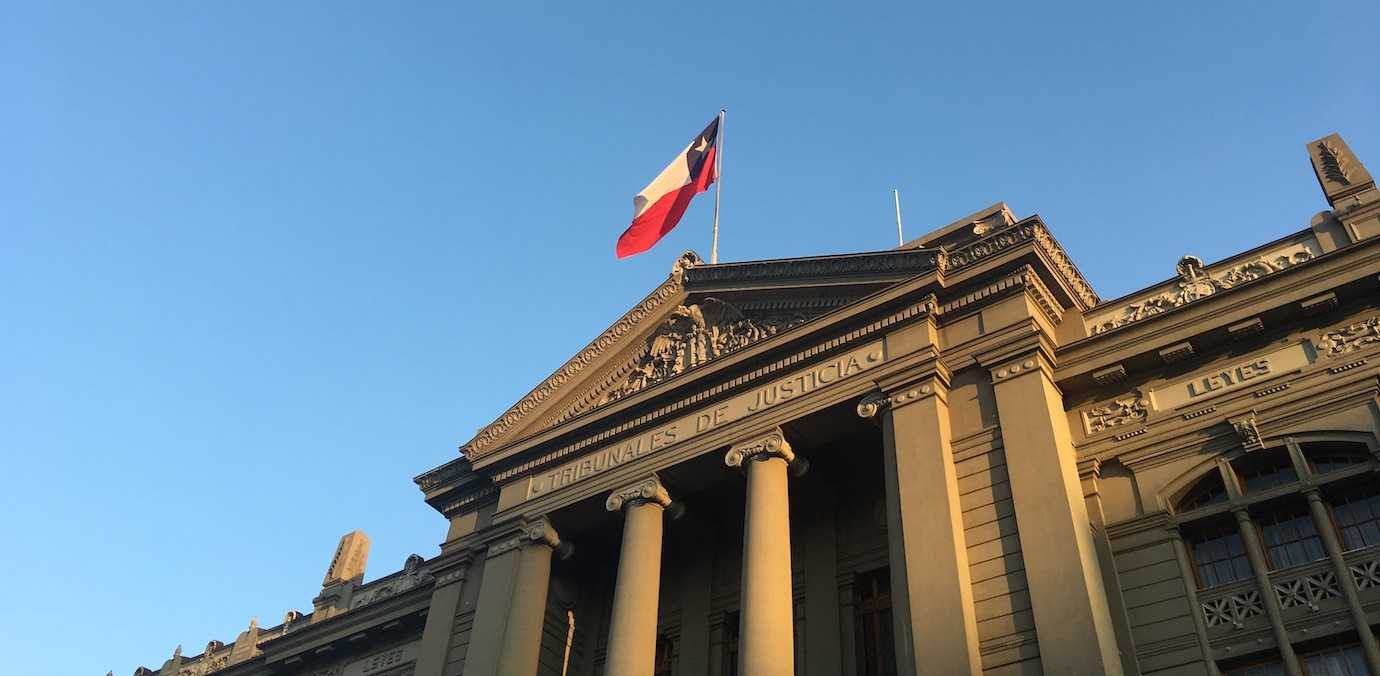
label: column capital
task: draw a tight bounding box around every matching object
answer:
[725,428,794,468]
[429,551,475,588]
[486,518,564,559]
[987,351,1056,384]
[606,474,673,512]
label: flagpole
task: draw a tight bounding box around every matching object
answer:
[710,108,725,264]
[893,188,905,246]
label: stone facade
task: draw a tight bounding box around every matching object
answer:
[131,132,1380,676]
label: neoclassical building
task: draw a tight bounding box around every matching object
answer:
[134,133,1380,676]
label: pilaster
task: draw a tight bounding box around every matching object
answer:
[985,349,1124,675]
[857,364,982,676]
[414,552,475,676]
[464,518,565,676]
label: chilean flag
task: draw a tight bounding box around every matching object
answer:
[616,115,720,258]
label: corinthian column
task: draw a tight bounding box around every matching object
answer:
[604,475,673,676]
[725,429,797,676]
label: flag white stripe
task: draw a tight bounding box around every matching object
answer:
[632,139,697,219]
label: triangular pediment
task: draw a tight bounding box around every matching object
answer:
[461,247,946,460]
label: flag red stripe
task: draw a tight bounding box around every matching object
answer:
[616,146,716,258]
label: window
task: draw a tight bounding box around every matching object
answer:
[1234,449,1299,494]
[1305,442,1371,475]
[1178,471,1229,512]
[854,568,896,676]
[722,611,739,676]
[1333,491,1380,551]
[1224,660,1285,676]
[1189,526,1252,588]
[653,634,676,676]
[1302,643,1370,675]
[1258,506,1325,570]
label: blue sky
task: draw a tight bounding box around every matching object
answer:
[2,2,1377,673]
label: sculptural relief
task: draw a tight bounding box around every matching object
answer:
[600,298,808,405]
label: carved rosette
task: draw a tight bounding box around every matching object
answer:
[605,475,673,512]
[1318,316,1380,358]
[725,429,795,468]
[1082,394,1148,434]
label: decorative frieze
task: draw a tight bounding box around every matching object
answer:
[597,297,812,406]
[349,555,431,610]
[1318,316,1380,358]
[1201,589,1263,629]
[605,475,672,512]
[521,342,884,499]
[1273,570,1339,611]
[1082,394,1148,434]
[1089,244,1315,335]
[724,429,795,468]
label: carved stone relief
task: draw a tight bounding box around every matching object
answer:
[1083,394,1148,434]
[349,555,431,610]
[598,297,810,405]
[1318,316,1380,357]
[1091,247,1315,334]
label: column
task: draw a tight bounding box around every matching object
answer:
[414,555,473,676]
[1167,527,1221,676]
[858,374,982,675]
[988,353,1123,675]
[1233,508,1302,676]
[725,428,797,676]
[604,475,673,676]
[1305,490,1380,673]
[465,519,564,676]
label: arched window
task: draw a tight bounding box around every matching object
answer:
[1177,471,1228,513]
[1231,447,1297,494]
[1303,440,1371,475]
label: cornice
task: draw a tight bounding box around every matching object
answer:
[1058,234,1380,381]
[940,264,1062,326]
[462,251,699,459]
[485,296,937,482]
[683,248,944,288]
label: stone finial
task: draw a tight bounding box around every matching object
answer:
[725,428,795,468]
[605,474,673,512]
[1308,133,1374,207]
[323,530,370,586]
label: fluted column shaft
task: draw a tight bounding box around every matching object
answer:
[727,430,797,676]
[604,477,673,676]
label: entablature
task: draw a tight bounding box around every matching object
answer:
[1056,233,1380,402]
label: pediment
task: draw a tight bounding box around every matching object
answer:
[461,247,946,460]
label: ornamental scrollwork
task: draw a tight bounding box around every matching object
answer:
[725,429,795,468]
[1083,394,1148,434]
[349,554,431,610]
[600,298,808,406]
[1318,316,1380,358]
[605,475,672,512]
[1091,248,1315,335]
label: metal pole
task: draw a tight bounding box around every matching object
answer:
[893,189,905,246]
[711,109,725,264]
